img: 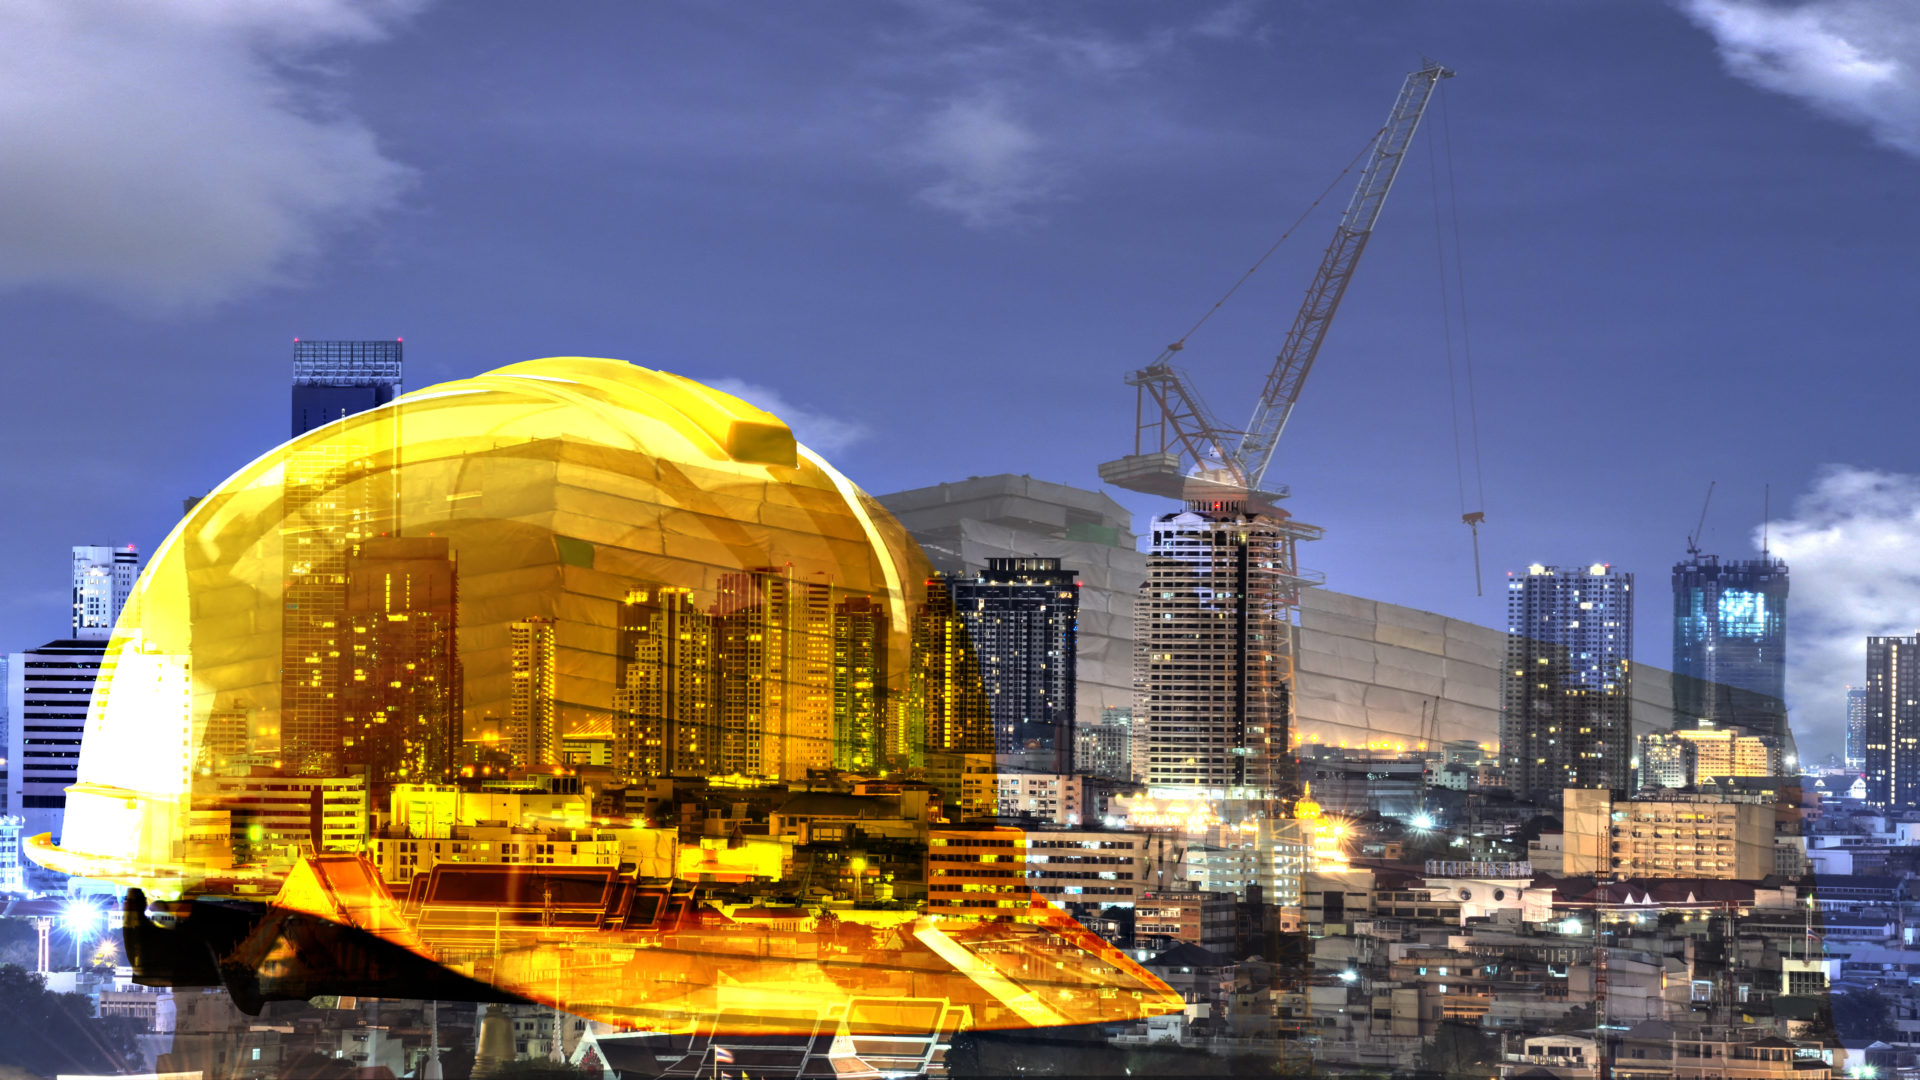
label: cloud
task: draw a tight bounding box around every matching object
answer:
[0,0,423,312]
[1192,1,1264,42]
[905,90,1054,227]
[1680,0,1920,156]
[880,5,1263,229]
[1765,466,1920,751]
[704,377,870,456]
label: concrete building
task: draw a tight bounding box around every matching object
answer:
[961,769,1085,825]
[1563,788,1774,880]
[1502,564,1635,804]
[1135,887,1236,948]
[507,617,557,770]
[1136,499,1312,796]
[70,544,138,639]
[208,771,368,870]
[877,474,1145,738]
[1637,727,1777,790]
[926,822,1147,915]
[1075,706,1134,781]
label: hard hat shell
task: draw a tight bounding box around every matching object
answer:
[29,358,1182,1035]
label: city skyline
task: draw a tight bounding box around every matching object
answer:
[5,6,1919,760]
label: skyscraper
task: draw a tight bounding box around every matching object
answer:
[1135,499,1314,798]
[508,617,557,769]
[1863,635,1920,810]
[1847,686,1868,772]
[4,638,107,848]
[71,544,138,639]
[909,574,992,813]
[878,475,1145,739]
[338,537,460,786]
[1501,563,1634,804]
[948,557,1078,770]
[614,585,718,779]
[292,339,403,437]
[1671,555,1789,741]
[280,345,402,775]
[831,595,888,773]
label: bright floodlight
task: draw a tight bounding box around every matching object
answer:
[1410,813,1434,830]
[63,899,99,936]
[1338,970,1358,983]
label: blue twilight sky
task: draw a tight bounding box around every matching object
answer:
[3,0,1918,758]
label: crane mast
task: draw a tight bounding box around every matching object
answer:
[1098,60,1453,504]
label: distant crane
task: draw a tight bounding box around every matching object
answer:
[1098,61,1454,506]
[1686,480,1716,557]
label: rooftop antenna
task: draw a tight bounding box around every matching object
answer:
[1685,480,1716,558]
[1763,483,1771,560]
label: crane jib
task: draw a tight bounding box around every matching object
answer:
[1100,61,1452,501]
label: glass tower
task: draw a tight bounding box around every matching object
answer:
[1671,555,1788,741]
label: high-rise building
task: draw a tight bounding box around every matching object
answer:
[338,537,460,787]
[292,339,403,437]
[1135,499,1315,798]
[614,586,718,779]
[1501,563,1634,804]
[948,557,1078,770]
[1847,686,1868,772]
[909,575,992,811]
[1863,635,1920,811]
[1671,555,1789,741]
[4,638,107,846]
[71,544,138,639]
[878,475,1144,738]
[279,391,396,775]
[832,595,888,773]
[1075,706,1134,782]
[508,618,557,770]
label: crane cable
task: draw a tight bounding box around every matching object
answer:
[1427,80,1488,595]
[1166,128,1385,353]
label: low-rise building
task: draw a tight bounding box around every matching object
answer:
[1563,788,1774,880]
[926,822,1146,916]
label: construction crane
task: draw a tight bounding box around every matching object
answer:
[1686,480,1716,557]
[1098,60,1454,506]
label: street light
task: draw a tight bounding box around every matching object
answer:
[849,857,867,902]
[63,899,100,971]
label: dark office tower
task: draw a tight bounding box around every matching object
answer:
[292,339,403,437]
[337,537,460,786]
[614,586,718,779]
[1672,555,1789,740]
[1500,563,1634,804]
[1847,686,1868,772]
[832,595,888,773]
[1864,636,1920,810]
[947,557,1079,771]
[1136,501,1310,798]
